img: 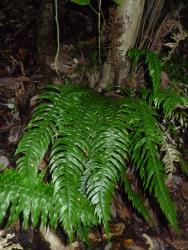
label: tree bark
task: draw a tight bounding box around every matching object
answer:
[96,0,145,91]
[36,0,55,65]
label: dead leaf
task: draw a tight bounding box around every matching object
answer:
[38,159,47,170]
[170,240,188,250]
[103,223,126,240]
[126,246,146,250]
[88,222,126,242]
[111,194,131,220]
[30,94,39,107]
[161,71,170,89]
[123,238,135,248]
[88,232,99,242]
[8,125,22,143]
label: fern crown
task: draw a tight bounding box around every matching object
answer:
[0,50,188,239]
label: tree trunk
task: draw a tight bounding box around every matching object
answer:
[96,0,145,91]
[36,0,55,65]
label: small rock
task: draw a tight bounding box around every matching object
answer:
[0,155,9,170]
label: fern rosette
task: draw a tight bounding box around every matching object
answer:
[0,74,187,238]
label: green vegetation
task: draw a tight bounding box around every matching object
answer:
[0,50,188,241]
[163,55,188,85]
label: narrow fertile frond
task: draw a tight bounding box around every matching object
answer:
[160,131,181,181]
[120,98,178,230]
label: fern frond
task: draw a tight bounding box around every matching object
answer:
[50,132,92,237]
[15,84,89,182]
[123,174,150,222]
[146,52,161,95]
[128,48,146,71]
[80,96,130,232]
[172,110,188,128]
[179,159,188,177]
[15,124,52,182]
[0,170,59,229]
[120,98,178,230]
[128,49,162,95]
[1,83,182,238]
[160,129,181,181]
[15,85,65,181]
[154,88,188,118]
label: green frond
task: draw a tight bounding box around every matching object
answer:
[15,123,52,182]
[128,49,161,95]
[50,134,88,237]
[0,82,183,239]
[128,48,146,71]
[0,169,59,229]
[146,52,161,95]
[79,96,130,232]
[120,98,178,230]
[15,84,90,182]
[123,174,150,222]
[154,88,188,118]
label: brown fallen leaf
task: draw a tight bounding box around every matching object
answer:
[126,246,146,250]
[103,222,126,240]
[170,240,188,250]
[161,71,170,89]
[111,194,131,220]
[88,232,100,242]
[88,222,126,242]
[123,238,135,248]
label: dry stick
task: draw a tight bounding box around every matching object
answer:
[54,0,60,78]
[98,0,102,73]
[89,2,104,73]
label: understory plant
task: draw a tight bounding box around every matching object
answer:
[0,50,188,241]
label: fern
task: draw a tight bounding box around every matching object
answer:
[154,88,188,118]
[0,170,58,228]
[146,52,161,95]
[128,48,146,71]
[160,127,181,181]
[1,78,187,239]
[120,97,178,230]
[80,98,130,232]
[179,159,188,177]
[123,174,150,223]
[128,49,161,95]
